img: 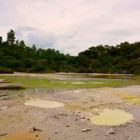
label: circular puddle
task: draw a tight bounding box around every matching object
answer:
[90,109,133,126]
[25,99,64,109]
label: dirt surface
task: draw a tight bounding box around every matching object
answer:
[0,85,140,140]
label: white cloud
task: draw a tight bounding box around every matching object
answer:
[0,0,140,55]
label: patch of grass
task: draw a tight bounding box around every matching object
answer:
[0,74,139,89]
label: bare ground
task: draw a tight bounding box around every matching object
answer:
[0,86,140,140]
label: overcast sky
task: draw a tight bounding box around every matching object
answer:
[0,0,140,55]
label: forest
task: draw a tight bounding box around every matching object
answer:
[0,30,140,74]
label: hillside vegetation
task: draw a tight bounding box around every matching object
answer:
[0,30,140,74]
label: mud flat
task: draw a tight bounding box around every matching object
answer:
[0,132,40,140]
[0,85,140,140]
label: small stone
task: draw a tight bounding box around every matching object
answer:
[30,127,42,132]
[54,131,58,134]
[74,111,80,116]
[106,128,115,135]
[52,115,59,119]
[75,118,78,121]
[0,79,6,83]
[0,133,7,137]
[80,115,85,119]
[82,128,92,132]
[66,125,70,127]
[1,106,8,110]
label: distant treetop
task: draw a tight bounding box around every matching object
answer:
[7,30,15,46]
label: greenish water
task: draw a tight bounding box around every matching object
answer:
[0,74,139,89]
[90,109,133,126]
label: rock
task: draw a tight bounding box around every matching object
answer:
[106,128,115,135]
[75,118,78,121]
[52,115,59,119]
[0,133,7,137]
[30,127,42,132]
[0,84,25,90]
[80,115,85,119]
[2,106,8,109]
[74,111,81,116]
[0,79,6,83]
[0,106,8,111]
[65,125,70,127]
[82,128,92,132]
[54,130,58,134]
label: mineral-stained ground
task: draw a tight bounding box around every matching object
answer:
[0,78,140,140]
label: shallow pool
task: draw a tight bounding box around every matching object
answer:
[90,109,133,126]
[25,99,64,109]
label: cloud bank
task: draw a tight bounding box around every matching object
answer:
[0,0,140,55]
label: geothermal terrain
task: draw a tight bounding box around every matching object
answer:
[0,73,140,140]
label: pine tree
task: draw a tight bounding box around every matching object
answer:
[7,30,15,45]
[0,36,2,44]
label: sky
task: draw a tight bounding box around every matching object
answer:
[0,0,140,55]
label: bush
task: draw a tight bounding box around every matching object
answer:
[0,67,13,73]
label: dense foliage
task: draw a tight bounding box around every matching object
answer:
[78,42,140,74]
[0,31,140,74]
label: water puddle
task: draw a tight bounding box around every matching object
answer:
[72,82,85,84]
[90,109,133,126]
[72,81,104,85]
[25,99,64,109]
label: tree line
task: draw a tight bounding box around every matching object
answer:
[0,30,140,74]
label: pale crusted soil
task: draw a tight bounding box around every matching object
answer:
[0,86,140,140]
